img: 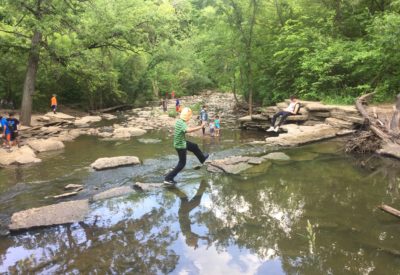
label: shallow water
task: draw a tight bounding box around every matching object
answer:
[0,130,400,274]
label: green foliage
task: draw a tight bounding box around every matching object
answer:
[168,109,178,118]
[0,0,399,112]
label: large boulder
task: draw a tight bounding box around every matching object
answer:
[90,156,140,170]
[27,138,65,152]
[74,116,102,127]
[0,146,42,166]
[93,186,134,201]
[8,200,89,231]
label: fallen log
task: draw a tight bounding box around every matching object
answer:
[355,92,399,145]
[378,204,400,219]
[89,104,133,114]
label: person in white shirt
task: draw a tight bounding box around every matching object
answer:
[267,95,300,132]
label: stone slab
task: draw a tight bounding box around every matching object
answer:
[90,156,140,170]
[9,200,89,231]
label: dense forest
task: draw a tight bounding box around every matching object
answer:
[0,0,399,124]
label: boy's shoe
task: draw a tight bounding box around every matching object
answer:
[202,153,210,164]
[163,179,177,185]
[266,126,275,132]
[273,126,280,132]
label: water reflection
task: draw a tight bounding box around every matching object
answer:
[168,180,210,249]
[1,136,400,273]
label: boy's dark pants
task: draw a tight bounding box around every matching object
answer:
[271,111,291,127]
[165,141,207,181]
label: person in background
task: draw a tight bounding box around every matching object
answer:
[164,107,209,185]
[51,94,57,114]
[0,114,8,147]
[162,97,168,112]
[171,90,175,99]
[175,98,180,112]
[209,120,215,137]
[214,115,221,137]
[200,105,208,135]
[6,112,20,147]
[267,95,300,132]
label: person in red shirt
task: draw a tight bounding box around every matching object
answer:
[171,91,175,99]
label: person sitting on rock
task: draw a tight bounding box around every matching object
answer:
[267,95,300,132]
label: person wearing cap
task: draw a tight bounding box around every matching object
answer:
[164,107,209,185]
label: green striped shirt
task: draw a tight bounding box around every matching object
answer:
[173,119,188,149]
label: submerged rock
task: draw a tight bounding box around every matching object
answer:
[92,186,134,201]
[90,156,140,170]
[9,200,89,231]
[0,146,42,166]
[262,152,291,161]
[137,138,162,144]
[134,182,166,191]
[27,138,65,152]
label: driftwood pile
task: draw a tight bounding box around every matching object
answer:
[347,92,400,157]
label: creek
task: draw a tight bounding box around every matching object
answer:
[0,129,399,274]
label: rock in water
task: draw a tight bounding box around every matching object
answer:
[9,200,89,231]
[27,138,65,152]
[74,116,102,127]
[90,156,140,170]
[92,186,134,201]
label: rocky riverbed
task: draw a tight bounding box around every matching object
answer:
[2,92,240,167]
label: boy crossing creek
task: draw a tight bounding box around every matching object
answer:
[164,107,209,185]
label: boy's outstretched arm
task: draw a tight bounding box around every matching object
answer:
[186,122,206,133]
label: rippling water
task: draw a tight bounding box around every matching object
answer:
[0,130,400,274]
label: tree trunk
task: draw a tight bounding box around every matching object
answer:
[20,30,42,126]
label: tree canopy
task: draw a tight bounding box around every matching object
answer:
[1,0,399,124]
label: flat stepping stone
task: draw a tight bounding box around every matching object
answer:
[92,186,134,201]
[9,200,89,231]
[90,156,140,170]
